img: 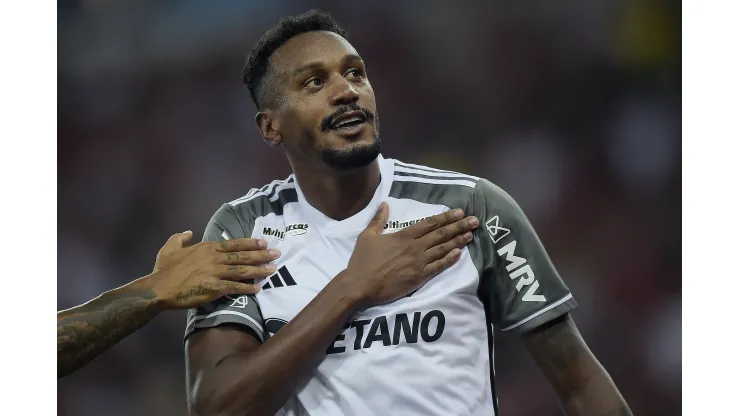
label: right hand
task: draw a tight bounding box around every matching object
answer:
[343,202,479,308]
[145,231,280,310]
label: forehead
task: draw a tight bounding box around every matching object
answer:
[270,31,359,76]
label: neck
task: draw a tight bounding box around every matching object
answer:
[291,159,381,221]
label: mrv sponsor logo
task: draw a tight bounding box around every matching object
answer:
[263,310,446,353]
[262,223,309,240]
[486,215,546,303]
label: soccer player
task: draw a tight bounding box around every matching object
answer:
[58,231,276,378]
[185,10,632,416]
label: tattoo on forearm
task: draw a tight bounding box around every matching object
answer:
[57,289,160,378]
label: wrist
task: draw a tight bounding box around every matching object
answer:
[333,269,370,311]
[125,271,168,313]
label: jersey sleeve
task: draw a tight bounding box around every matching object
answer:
[183,204,266,343]
[470,179,578,335]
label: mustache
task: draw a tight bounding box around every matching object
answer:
[321,104,375,131]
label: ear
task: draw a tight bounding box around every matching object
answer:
[256,110,282,147]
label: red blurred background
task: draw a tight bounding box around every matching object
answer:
[57,1,681,415]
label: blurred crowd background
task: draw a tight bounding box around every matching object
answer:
[57,0,681,415]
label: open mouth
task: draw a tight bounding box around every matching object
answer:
[330,111,368,131]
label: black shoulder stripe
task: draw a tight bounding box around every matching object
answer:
[388,179,474,212]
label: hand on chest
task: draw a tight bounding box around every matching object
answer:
[253,207,481,340]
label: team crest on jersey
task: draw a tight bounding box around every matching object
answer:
[262,223,310,240]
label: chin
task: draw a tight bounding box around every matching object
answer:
[320,137,381,171]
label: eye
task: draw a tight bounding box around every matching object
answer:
[346,68,364,78]
[305,77,325,89]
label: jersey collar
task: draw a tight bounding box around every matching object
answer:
[293,154,394,235]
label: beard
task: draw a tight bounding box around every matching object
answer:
[320,132,382,171]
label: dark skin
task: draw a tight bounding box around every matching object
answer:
[58,232,278,378]
[523,314,632,415]
[186,31,631,415]
[188,205,479,415]
[257,31,381,220]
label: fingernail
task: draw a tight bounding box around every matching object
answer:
[258,239,268,248]
[469,217,479,226]
[465,231,473,240]
[268,249,281,258]
[454,209,464,218]
[266,264,277,272]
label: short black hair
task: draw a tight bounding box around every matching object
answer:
[243,9,348,110]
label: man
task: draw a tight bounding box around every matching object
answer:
[58,230,277,378]
[185,10,632,416]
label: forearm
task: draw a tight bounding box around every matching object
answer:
[523,314,632,416]
[57,275,164,378]
[559,364,632,416]
[194,272,362,416]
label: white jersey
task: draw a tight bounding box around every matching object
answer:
[184,154,577,415]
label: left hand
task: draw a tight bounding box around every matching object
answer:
[146,231,280,309]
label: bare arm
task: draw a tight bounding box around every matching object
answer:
[523,314,632,416]
[57,280,163,378]
[186,204,479,416]
[187,272,362,416]
[57,232,274,379]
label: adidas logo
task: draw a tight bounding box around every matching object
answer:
[262,266,297,290]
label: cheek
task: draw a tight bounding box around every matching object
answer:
[281,107,324,151]
[288,98,325,128]
[361,84,377,110]
[282,107,314,133]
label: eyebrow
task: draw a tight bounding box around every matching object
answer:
[290,54,364,78]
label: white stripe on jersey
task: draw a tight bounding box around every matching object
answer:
[221,230,231,240]
[393,175,478,188]
[187,310,264,335]
[230,182,277,205]
[394,165,479,181]
[230,175,295,206]
[394,161,480,180]
[269,182,297,202]
[501,293,574,332]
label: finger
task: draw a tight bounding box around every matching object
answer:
[221,249,281,265]
[161,230,193,252]
[403,209,464,239]
[365,202,389,235]
[218,280,262,296]
[217,264,277,280]
[417,216,479,248]
[423,231,474,264]
[214,238,269,253]
[422,248,463,279]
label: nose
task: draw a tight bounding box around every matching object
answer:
[330,78,360,106]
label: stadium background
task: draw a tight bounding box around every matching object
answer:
[57,1,680,415]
